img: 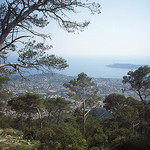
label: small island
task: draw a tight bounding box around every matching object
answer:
[106,63,145,69]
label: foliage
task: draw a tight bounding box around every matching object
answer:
[11,116,26,130]
[53,123,86,150]
[3,128,15,136]
[0,0,100,75]
[0,75,11,101]
[7,144,39,150]
[108,128,132,143]
[0,116,14,128]
[104,93,126,116]
[109,135,150,150]
[87,128,108,149]
[89,147,100,150]
[64,72,101,137]
[37,123,85,150]
[37,127,55,144]
[85,116,108,149]
[110,136,127,150]
[1,67,150,149]
[23,127,39,140]
[122,66,150,98]
[103,94,145,131]
[8,93,44,128]
[103,94,127,130]
[44,97,71,124]
[64,72,99,105]
[72,108,83,130]
[123,66,150,121]
[0,128,39,150]
[0,74,12,117]
[8,93,43,114]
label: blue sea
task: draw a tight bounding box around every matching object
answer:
[8,54,150,79]
[56,55,150,79]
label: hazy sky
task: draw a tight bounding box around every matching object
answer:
[43,0,150,57]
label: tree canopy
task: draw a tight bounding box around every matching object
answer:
[64,72,101,137]
[122,66,150,121]
[44,97,71,124]
[0,0,100,75]
[8,93,43,127]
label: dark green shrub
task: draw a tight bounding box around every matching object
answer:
[0,145,4,150]
[86,124,108,150]
[12,116,26,130]
[110,136,127,150]
[110,135,150,150]
[8,144,39,150]
[89,147,100,150]
[23,127,39,140]
[0,116,14,128]
[52,123,85,150]
[3,128,15,135]
[37,127,60,150]
[37,123,85,150]
[108,128,131,143]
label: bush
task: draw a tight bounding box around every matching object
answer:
[0,116,14,128]
[87,127,108,149]
[0,145,4,150]
[12,116,26,130]
[110,135,150,150]
[7,144,39,150]
[127,136,150,150]
[108,128,131,143]
[52,123,85,150]
[89,147,100,150]
[37,128,61,150]
[37,123,85,150]
[23,127,39,140]
[110,136,127,149]
[3,128,15,135]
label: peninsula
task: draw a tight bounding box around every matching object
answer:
[106,63,145,69]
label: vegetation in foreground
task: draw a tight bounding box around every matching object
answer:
[0,66,150,150]
[0,128,39,150]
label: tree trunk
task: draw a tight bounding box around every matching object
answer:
[112,113,117,130]
[143,103,148,121]
[138,91,148,121]
[28,113,31,128]
[56,111,61,125]
[36,107,43,129]
[83,99,85,138]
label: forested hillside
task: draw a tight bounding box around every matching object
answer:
[1,67,150,150]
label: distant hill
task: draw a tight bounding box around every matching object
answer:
[107,63,147,69]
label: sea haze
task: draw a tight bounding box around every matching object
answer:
[7,55,150,79]
[57,55,150,79]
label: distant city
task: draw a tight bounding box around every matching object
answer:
[5,73,137,100]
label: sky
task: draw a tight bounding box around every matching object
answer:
[42,0,150,57]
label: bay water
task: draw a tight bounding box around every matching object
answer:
[57,55,150,79]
